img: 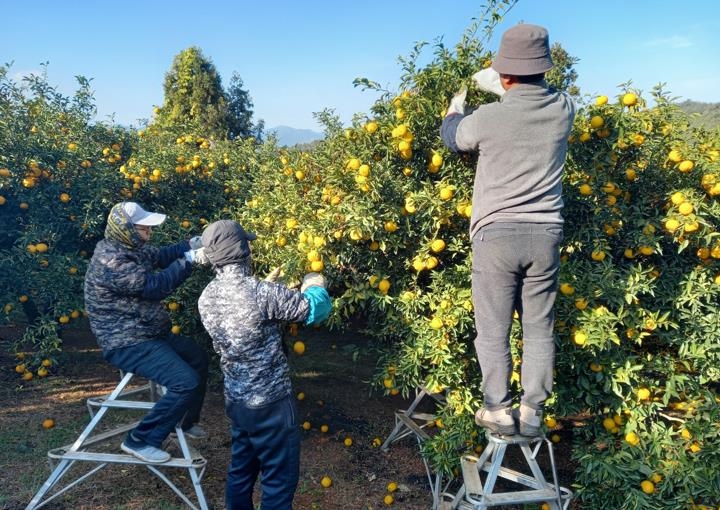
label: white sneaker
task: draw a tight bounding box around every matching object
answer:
[475,407,516,436]
[518,404,543,437]
[121,440,171,463]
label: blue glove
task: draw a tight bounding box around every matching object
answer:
[184,250,195,263]
[303,286,332,326]
[189,236,203,250]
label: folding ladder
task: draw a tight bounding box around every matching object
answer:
[26,372,209,510]
[381,386,452,509]
[440,431,572,509]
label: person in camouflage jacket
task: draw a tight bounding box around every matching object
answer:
[84,201,209,464]
[197,219,332,510]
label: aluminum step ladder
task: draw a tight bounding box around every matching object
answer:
[440,431,572,509]
[381,386,451,509]
[26,371,209,510]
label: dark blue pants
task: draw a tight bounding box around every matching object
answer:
[104,335,208,448]
[225,395,300,510]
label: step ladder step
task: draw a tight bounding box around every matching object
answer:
[48,448,206,467]
[467,488,558,505]
[87,397,156,409]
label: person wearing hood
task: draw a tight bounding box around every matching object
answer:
[197,219,332,510]
[84,201,209,464]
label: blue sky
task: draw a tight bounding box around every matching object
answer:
[4,1,719,131]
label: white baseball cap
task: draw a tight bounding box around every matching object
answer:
[122,202,166,226]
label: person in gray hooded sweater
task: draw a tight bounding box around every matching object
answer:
[84,201,208,464]
[441,23,576,437]
[197,219,332,510]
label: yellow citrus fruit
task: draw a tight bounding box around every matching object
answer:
[544,416,558,428]
[59,193,71,203]
[680,428,692,440]
[42,418,55,429]
[343,437,353,447]
[591,250,606,262]
[387,481,398,492]
[430,317,443,329]
[624,431,640,446]
[590,115,604,129]
[35,242,49,253]
[15,363,26,374]
[602,417,616,431]
[665,218,680,232]
[296,391,305,401]
[302,421,311,430]
[637,387,651,400]
[320,424,329,433]
[640,480,654,494]
[293,341,306,355]
[589,362,603,372]
[19,295,29,303]
[430,239,446,253]
[559,283,575,296]
[670,191,685,205]
[383,494,394,505]
[58,315,70,324]
[678,202,694,216]
[573,331,587,346]
[365,121,378,134]
[668,149,683,163]
[346,158,361,170]
[384,221,398,233]
[167,301,180,311]
[574,298,588,310]
[678,160,694,173]
[22,371,34,381]
[383,378,394,389]
[37,367,49,377]
[439,187,454,201]
[42,359,52,367]
[578,183,592,195]
[595,95,608,106]
[378,279,391,294]
[622,93,638,107]
[171,325,181,334]
[310,260,324,272]
[321,476,332,488]
[431,153,443,167]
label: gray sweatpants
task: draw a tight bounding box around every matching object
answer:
[471,222,563,411]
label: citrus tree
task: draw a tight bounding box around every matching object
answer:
[2,1,719,506]
[218,4,720,507]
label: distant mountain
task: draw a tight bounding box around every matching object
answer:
[676,100,720,129]
[267,125,324,147]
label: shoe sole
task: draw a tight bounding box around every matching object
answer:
[121,443,171,464]
[475,417,516,436]
[170,432,207,440]
[519,422,542,437]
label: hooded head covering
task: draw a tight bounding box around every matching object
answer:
[104,202,166,249]
[201,220,257,268]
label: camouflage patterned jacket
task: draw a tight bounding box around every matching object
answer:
[84,204,192,353]
[198,261,324,407]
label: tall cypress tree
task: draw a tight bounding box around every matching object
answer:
[156,47,229,139]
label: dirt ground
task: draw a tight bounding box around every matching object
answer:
[0,323,575,510]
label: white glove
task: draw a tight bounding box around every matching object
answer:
[301,272,327,293]
[194,247,209,265]
[185,248,209,265]
[264,266,283,282]
[472,68,505,97]
[189,236,203,250]
[446,87,467,116]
